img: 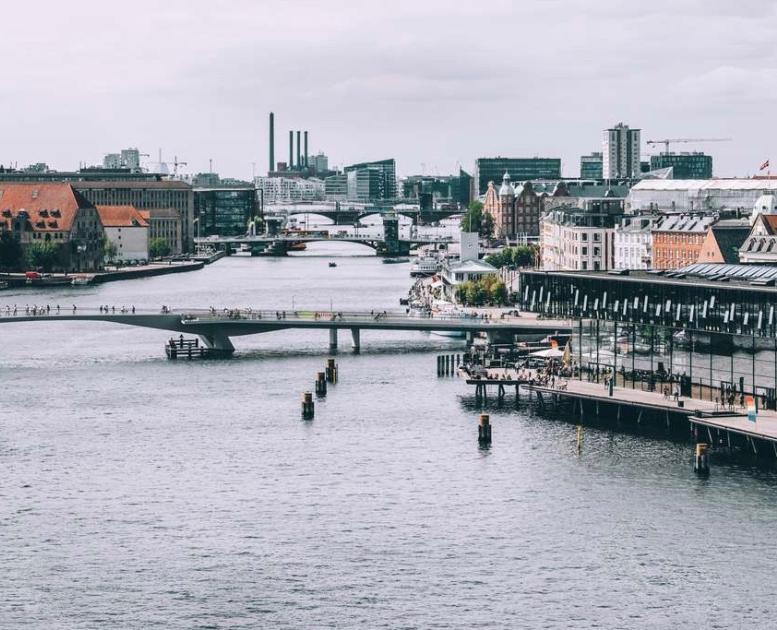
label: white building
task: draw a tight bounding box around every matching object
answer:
[628,179,777,213]
[96,205,149,262]
[602,122,641,179]
[749,194,777,224]
[540,206,619,272]
[440,232,497,301]
[255,176,324,203]
[613,215,656,269]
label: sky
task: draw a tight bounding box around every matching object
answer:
[1,0,775,179]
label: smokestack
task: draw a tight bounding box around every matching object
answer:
[304,131,308,169]
[296,131,301,170]
[269,112,275,174]
[289,130,293,169]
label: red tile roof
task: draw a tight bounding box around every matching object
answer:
[0,183,92,232]
[95,204,148,228]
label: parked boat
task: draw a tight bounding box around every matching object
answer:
[328,261,337,268]
[383,257,410,264]
[288,242,307,251]
[24,272,72,287]
[71,276,91,286]
[410,255,441,277]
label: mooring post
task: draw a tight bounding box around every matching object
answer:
[576,425,583,454]
[301,392,315,420]
[478,413,492,446]
[315,372,327,397]
[326,358,338,384]
[450,354,455,376]
[694,442,709,475]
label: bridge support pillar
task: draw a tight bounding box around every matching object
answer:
[329,328,338,352]
[199,330,235,356]
[351,328,361,353]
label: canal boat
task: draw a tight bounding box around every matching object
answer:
[382,257,410,264]
[410,255,441,277]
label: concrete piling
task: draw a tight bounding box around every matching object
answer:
[694,442,710,475]
[576,425,583,454]
[315,371,327,397]
[301,391,314,419]
[478,413,492,446]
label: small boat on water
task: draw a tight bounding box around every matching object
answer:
[328,261,337,268]
[383,257,410,264]
[288,242,307,252]
[71,276,91,286]
[25,271,72,287]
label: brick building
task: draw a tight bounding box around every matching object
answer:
[651,214,715,269]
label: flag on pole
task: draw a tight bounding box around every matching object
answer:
[760,159,770,171]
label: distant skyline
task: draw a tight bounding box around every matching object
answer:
[1,0,775,179]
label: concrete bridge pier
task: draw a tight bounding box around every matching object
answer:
[329,328,338,352]
[199,330,235,355]
[351,328,361,353]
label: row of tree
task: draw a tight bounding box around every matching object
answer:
[0,233,172,272]
[484,245,536,269]
[459,201,494,237]
[455,275,509,306]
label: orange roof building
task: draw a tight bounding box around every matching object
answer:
[0,183,104,271]
[95,204,149,263]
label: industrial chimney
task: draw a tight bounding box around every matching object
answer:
[296,131,301,171]
[289,130,294,169]
[269,112,275,174]
[304,131,308,169]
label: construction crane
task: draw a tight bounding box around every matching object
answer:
[171,155,188,177]
[646,137,732,153]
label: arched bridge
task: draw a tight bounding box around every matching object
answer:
[0,308,572,354]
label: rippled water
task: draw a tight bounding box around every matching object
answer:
[2,245,777,629]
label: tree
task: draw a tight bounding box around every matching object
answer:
[0,232,23,270]
[459,200,493,238]
[103,238,118,263]
[149,238,171,259]
[26,241,60,272]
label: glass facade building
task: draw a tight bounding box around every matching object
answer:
[343,159,396,199]
[194,187,257,237]
[650,153,713,179]
[474,158,561,196]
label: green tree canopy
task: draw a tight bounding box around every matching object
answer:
[149,238,171,259]
[26,241,61,272]
[460,200,493,237]
[0,232,24,270]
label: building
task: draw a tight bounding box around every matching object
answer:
[0,183,104,271]
[613,215,656,270]
[103,154,122,169]
[96,205,149,262]
[194,187,256,237]
[255,176,324,203]
[473,157,561,197]
[739,196,777,264]
[324,174,348,201]
[102,148,142,171]
[310,153,329,174]
[139,208,182,255]
[441,232,497,301]
[346,169,383,202]
[343,159,396,199]
[749,194,777,225]
[482,173,553,239]
[580,152,603,179]
[540,198,624,271]
[602,123,641,179]
[628,179,777,213]
[650,214,715,269]
[697,219,750,264]
[73,180,194,253]
[649,152,712,179]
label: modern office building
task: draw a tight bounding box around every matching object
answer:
[324,174,348,201]
[400,170,472,207]
[602,123,641,179]
[343,159,396,199]
[310,153,329,174]
[255,176,324,203]
[580,152,603,179]
[138,208,182,255]
[194,187,257,237]
[473,157,561,197]
[649,152,713,179]
[102,148,142,171]
[346,169,384,202]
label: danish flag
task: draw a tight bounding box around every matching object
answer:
[760,159,770,171]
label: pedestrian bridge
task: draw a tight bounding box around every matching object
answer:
[0,308,571,354]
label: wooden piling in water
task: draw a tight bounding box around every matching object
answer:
[478,413,492,446]
[301,391,315,419]
[325,358,338,384]
[694,442,709,475]
[315,372,327,397]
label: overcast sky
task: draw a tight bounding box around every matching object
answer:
[1,0,775,179]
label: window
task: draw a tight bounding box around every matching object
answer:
[582,247,587,255]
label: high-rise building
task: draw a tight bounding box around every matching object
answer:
[103,153,122,169]
[324,174,348,201]
[473,158,561,197]
[649,152,713,179]
[194,187,257,237]
[346,169,383,201]
[602,123,641,179]
[343,159,396,199]
[580,152,603,179]
[121,148,141,171]
[311,153,329,173]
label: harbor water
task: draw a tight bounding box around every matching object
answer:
[2,244,777,629]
